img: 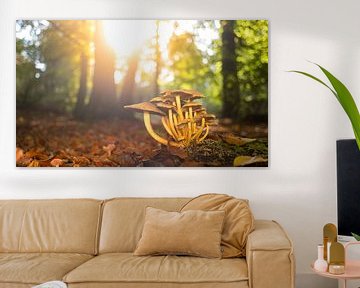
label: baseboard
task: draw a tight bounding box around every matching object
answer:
[296,273,337,288]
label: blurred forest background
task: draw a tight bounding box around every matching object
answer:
[16,20,268,167]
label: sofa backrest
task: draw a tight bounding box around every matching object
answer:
[0,199,102,255]
[99,197,190,253]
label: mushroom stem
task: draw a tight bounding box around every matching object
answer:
[173,114,183,137]
[161,116,176,140]
[189,107,193,120]
[143,112,168,146]
[193,118,205,140]
[189,107,194,135]
[188,122,192,138]
[175,96,184,120]
[168,109,179,140]
[198,125,209,143]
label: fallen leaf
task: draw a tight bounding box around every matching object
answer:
[222,133,256,146]
[103,143,116,157]
[72,156,91,166]
[25,149,53,161]
[28,160,40,167]
[233,156,268,167]
[50,158,63,167]
[16,147,24,162]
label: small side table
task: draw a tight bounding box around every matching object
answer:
[311,242,360,288]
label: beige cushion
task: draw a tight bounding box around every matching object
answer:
[0,199,102,254]
[0,284,33,288]
[246,220,295,288]
[0,253,93,285]
[68,283,249,288]
[134,207,225,258]
[63,253,248,284]
[181,194,254,258]
[99,198,190,253]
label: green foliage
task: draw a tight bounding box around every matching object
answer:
[166,30,221,113]
[352,232,360,241]
[290,63,360,150]
[16,20,93,112]
[234,20,268,121]
[164,20,268,121]
[16,21,47,106]
[16,38,40,105]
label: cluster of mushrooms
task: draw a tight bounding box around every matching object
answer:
[125,90,217,148]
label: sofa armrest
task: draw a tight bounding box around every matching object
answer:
[246,220,295,288]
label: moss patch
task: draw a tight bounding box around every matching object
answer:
[187,139,268,166]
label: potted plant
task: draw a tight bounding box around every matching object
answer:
[290,63,360,150]
[291,63,360,241]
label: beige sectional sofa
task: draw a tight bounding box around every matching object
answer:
[0,198,295,288]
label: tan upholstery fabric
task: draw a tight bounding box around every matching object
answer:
[99,198,190,253]
[0,198,294,288]
[0,199,102,254]
[68,282,249,288]
[134,207,225,258]
[0,284,33,288]
[0,253,93,285]
[64,253,248,284]
[181,194,254,258]
[246,220,295,288]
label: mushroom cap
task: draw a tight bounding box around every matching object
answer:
[195,108,206,113]
[155,102,176,111]
[191,95,205,100]
[193,106,205,112]
[160,89,194,101]
[191,94,205,100]
[159,90,172,96]
[203,113,216,119]
[182,101,202,108]
[124,102,166,116]
[189,90,205,100]
[150,96,164,103]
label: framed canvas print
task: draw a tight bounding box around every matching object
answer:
[16,20,268,167]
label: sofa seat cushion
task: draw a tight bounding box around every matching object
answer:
[67,283,249,288]
[0,199,103,255]
[64,253,248,285]
[0,253,93,285]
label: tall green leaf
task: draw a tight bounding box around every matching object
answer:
[352,232,360,241]
[289,64,360,150]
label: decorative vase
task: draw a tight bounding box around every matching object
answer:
[314,244,328,272]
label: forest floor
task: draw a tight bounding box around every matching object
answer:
[16,111,268,167]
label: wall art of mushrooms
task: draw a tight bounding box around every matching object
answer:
[125,90,218,148]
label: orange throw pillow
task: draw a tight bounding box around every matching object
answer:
[134,207,225,258]
[181,194,254,258]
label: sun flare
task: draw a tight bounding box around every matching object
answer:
[103,20,156,58]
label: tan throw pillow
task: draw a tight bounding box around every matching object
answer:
[181,193,254,258]
[134,207,225,258]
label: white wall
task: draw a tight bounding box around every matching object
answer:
[1,0,359,287]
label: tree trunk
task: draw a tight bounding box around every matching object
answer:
[74,52,88,119]
[154,20,161,96]
[221,20,240,120]
[118,52,140,118]
[88,21,117,119]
